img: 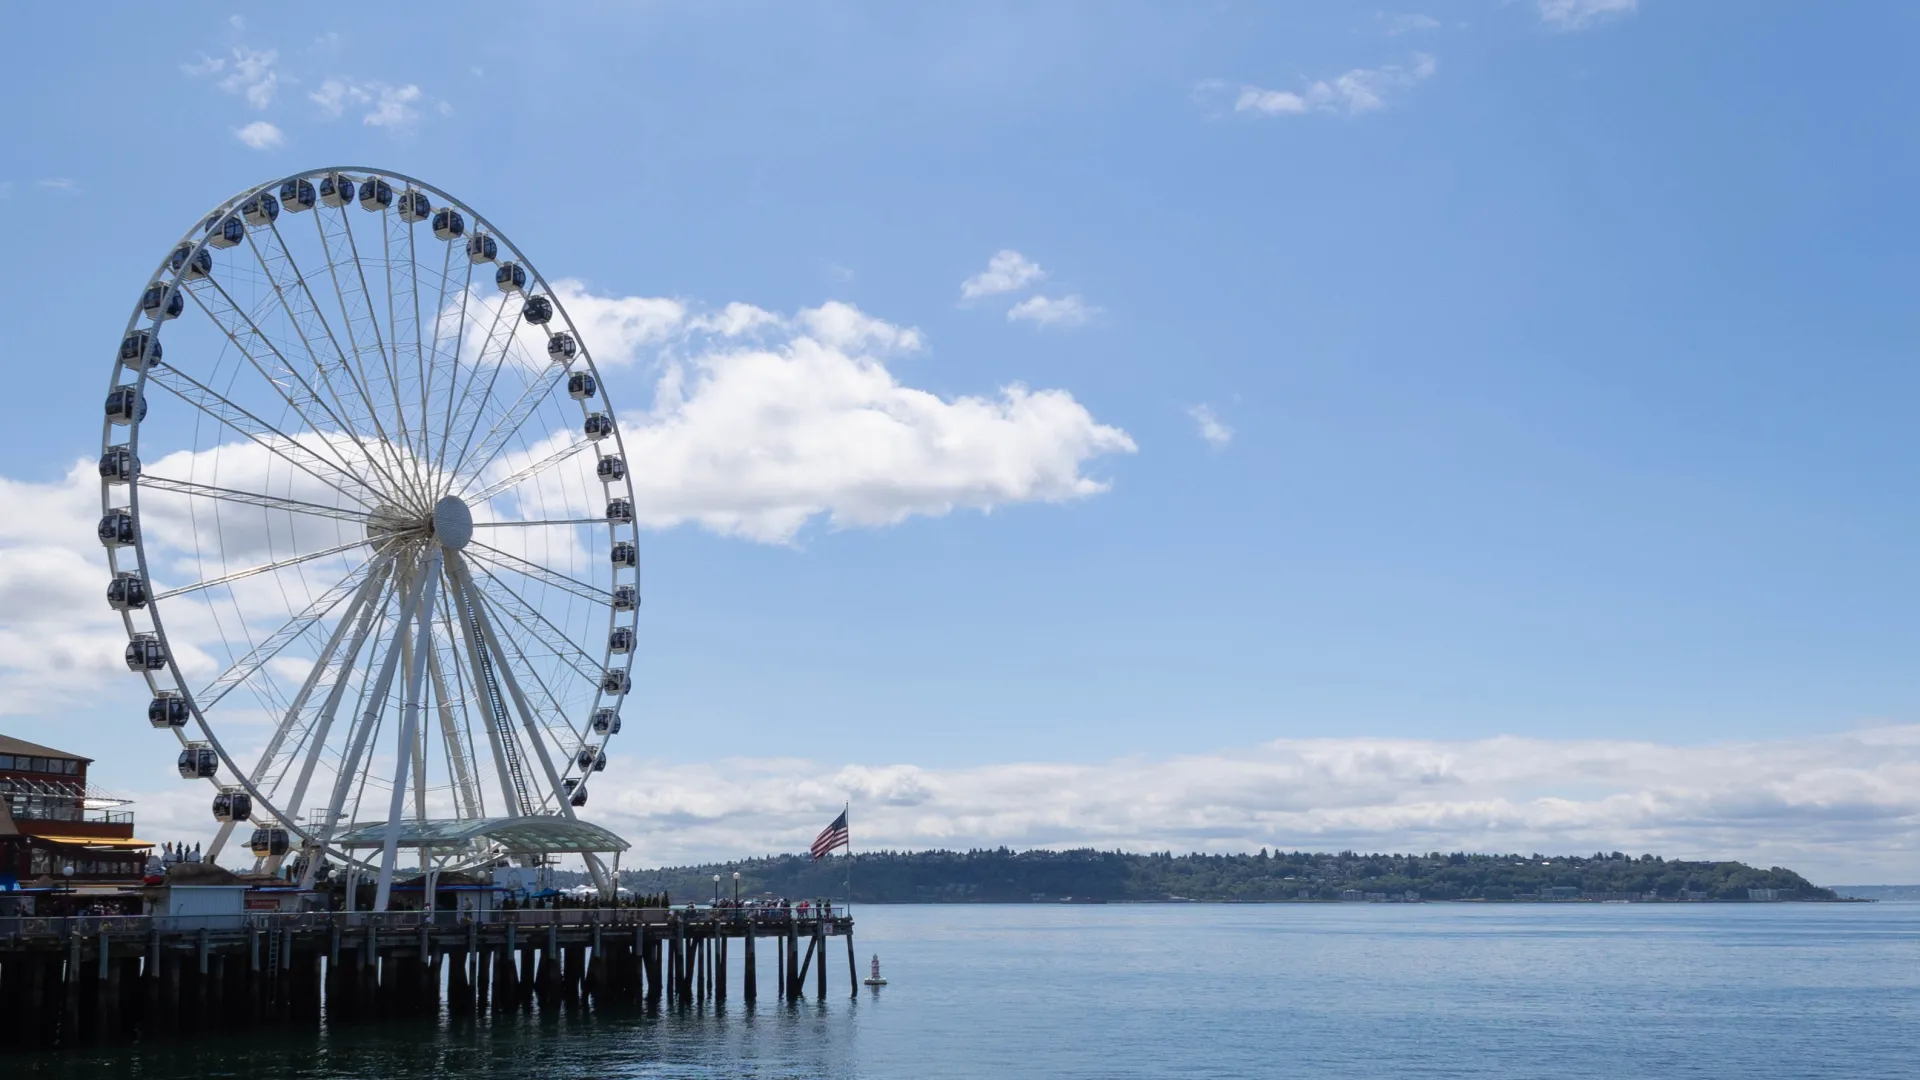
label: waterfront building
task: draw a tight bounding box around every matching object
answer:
[0,733,151,905]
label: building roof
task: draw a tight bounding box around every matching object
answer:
[0,734,89,762]
[331,816,629,854]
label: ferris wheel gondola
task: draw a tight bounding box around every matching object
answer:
[101,168,639,908]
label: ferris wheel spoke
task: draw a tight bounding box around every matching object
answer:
[139,473,372,526]
[447,552,577,817]
[332,203,408,459]
[314,197,428,510]
[426,623,484,821]
[467,562,603,686]
[484,608,588,765]
[442,299,531,491]
[464,540,612,605]
[182,270,412,499]
[145,365,379,508]
[433,260,482,484]
[418,224,456,481]
[180,279,378,489]
[445,553,537,818]
[195,551,390,708]
[248,221,419,498]
[152,537,371,604]
[451,358,581,493]
[383,204,430,473]
[459,434,594,505]
[472,517,603,529]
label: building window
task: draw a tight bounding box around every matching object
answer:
[29,849,50,875]
[63,760,77,775]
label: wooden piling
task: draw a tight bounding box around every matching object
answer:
[744,930,757,1003]
[845,929,858,999]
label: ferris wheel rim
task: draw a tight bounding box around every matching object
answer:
[98,166,640,877]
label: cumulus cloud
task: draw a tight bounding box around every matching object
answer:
[1537,0,1637,30]
[36,178,76,192]
[1233,54,1438,117]
[311,78,444,129]
[1007,294,1095,329]
[552,727,1920,881]
[960,250,1046,300]
[234,120,285,150]
[183,44,279,108]
[1188,404,1233,449]
[608,296,1133,543]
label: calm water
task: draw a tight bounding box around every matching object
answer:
[17,902,1920,1078]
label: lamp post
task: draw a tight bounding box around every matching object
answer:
[713,873,721,906]
[732,871,740,904]
[61,865,74,896]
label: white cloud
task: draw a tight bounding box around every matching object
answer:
[531,727,1920,881]
[219,46,279,108]
[1381,12,1441,34]
[311,78,441,129]
[1235,54,1438,117]
[1537,0,1637,30]
[36,178,75,191]
[960,250,1046,300]
[233,120,285,150]
[545,280,689,362]
[1188,404,1233,449]
[183,44,278,107]
[364,83,424,127]
[1007,294,1095,329]
[609,297,1133,543]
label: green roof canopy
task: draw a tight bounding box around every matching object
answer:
[331,816,629,854]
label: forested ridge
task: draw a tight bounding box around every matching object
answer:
[582,848,1838,903]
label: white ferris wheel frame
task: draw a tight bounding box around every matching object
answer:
[98,167,640,896]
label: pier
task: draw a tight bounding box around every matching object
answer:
[0,906,857,1048]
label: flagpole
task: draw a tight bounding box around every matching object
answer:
[843,802,853,918]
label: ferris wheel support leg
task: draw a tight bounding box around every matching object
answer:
[375,552,443,913]
[291,567,397,888]
[318,560,427,894]
[584,853,612,902]
[211,563,388,867]
[425,641,483,820]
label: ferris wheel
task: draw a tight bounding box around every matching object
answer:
[98,168,637,906]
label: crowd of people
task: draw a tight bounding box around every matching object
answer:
[146,841,204,875]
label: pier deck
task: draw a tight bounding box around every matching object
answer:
[0,907,856,1048]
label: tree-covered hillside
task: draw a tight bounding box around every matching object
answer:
[585,849,1837,903]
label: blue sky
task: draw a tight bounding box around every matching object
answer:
[5,2,1920,879]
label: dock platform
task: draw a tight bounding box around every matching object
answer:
[0,907,856,1048]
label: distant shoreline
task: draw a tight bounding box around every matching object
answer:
[579,847,1842,905]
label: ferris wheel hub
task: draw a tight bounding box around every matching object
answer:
[431,495,474,550]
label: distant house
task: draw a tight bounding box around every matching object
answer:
[1340,889,1365,902]
[1747,888,1780,902]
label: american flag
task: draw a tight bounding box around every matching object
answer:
[811,809,850,860]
